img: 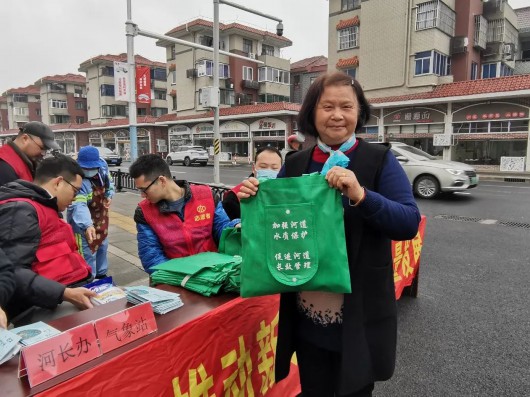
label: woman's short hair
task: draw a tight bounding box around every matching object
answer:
[297,72,371,138]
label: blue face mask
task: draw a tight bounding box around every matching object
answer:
[256,169,279,180]
[84,169,99,178]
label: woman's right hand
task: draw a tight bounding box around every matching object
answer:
[236,177,260,200]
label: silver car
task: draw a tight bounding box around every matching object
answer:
[166,145,209,167]
[389,142,478,199]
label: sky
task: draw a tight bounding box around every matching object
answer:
[0,0,528,95]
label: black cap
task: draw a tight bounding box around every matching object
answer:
[20,121,60,150]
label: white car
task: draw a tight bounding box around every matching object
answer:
[166,145,209,166]
[389,142,478,199]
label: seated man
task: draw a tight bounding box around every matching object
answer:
[0,155,95,323]
[222,146,282,220]
[129,154,240,274]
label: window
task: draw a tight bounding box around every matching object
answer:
[137,108,147,116]
[310,76,317,85]
[13,107,29,116]
[76,116,85,124]
[50,115,70,124]
[416,1,455,36]
[482,63,497,79]
[261,44,274,56]
[101,105,127,117]
[13,94,28,103]
[47,83,66,93]
[49,99,67,109]
[199,35,213,47]
[343,68,356,79]
[243,38,253,54]
[171,70,177,84]
[74,86,84,95]
[101,66,114,77]
[243,66,253,81]
[338,26,359,50]
[258,67,290,84]
[259,94,290,103]
[100,84,115,96]
[500,63,513,77]
[341,0,360,10]
[414,50,450,76]
[471,62,478,80]
[151,68,166,81]
[172,96,177,111]
[154,89,166,100]
[35,109,41,116]
[75,101,86,110]
[196,60,230,78]
[219,89,235,106]
[151,107,168,117]
[170,45,176,60]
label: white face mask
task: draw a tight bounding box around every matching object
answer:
[84,169,98,178]
[256,169,279,180]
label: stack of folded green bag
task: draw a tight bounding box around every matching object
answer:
[150,252,242,296]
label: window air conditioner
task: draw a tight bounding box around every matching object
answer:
[248,53,256,60]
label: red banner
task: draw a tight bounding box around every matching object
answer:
[38,296,300,396]
[135,66,151,104]
[393,215,427,299]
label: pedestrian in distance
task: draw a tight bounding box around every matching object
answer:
[67,146,115,279]
[0,121,60,186]
[238,71,421,396]
[129,154,240,274]
[0,154,95,325]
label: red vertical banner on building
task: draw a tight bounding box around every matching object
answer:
[135,66,151,104]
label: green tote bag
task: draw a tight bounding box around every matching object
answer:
[240,173,351,298]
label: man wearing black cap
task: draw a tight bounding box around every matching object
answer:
[0,121,60,186]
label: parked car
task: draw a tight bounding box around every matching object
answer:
[389,142,478,199]
[96,146,122,166]
[166,146,209,166]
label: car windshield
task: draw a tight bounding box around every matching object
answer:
[396,145,437,161]
[97,147,114,155]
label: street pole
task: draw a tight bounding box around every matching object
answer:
[213,0,221,184]
[126,0,138,161]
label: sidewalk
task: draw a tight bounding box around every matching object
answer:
[106,191,149,287]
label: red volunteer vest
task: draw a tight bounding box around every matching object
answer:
[0,144,33,181]
[139,185,218,259]
[0,198,91,285]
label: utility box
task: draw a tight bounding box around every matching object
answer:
[199,87,219,108]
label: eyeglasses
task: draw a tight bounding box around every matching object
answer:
[138,176,161,194]
[62,178,81,195]
[27,135,46,152]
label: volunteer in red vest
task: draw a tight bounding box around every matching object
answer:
[222,146,282,220]
[67,146,115,280]
[129,154,240,274]
[0,121,60,186]
[0,155,95,324]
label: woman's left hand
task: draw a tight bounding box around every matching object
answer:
[325,166,365,203]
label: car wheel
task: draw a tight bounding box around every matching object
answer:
[166,157,173,165]
[414,175,440,199]
[183,157,191,167]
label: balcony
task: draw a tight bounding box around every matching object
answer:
[242,80,260,90]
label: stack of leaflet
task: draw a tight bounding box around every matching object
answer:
[124,286,184,314]
[0,329,21,365]
[11,322,61,347]
[84,276,127,305]
[150,252,242,296]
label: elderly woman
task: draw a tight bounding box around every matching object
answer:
[238,72,421,397]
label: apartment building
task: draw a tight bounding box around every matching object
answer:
[34,74,88,126]
[328,0,523,98]
[1,85,41,130]
[0,96,8,131]
[290,56,328,104]
[78,54,168,124]
[156,18,292,115]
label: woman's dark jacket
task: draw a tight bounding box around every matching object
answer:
[274,140,420,394]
